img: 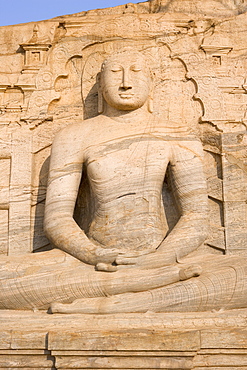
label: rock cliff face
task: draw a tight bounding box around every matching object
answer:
[0,0,247,367]
[151,0,247,16]
[0,0,246,256]
[50,0,247,18]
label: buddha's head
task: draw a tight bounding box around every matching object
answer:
[99,50,153,113]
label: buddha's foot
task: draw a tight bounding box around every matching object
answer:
[179,264,202,281]
[50,292,152,314]
[50,297,111,314]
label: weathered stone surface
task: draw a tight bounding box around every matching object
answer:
[0,355,54,368]
[0,310,247,369]
[0,0,246,261]
[1,0,247,367]
[48,330,200,351]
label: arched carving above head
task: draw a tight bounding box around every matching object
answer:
[81,39,201,134]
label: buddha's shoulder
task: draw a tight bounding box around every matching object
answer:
[54,116,104,141]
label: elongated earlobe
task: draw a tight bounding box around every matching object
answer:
[148,73,154,113]
[148,96,154,113]
[97,73,104,114]
[98,89,104,114]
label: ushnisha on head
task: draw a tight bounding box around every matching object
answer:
[98,50,154,114]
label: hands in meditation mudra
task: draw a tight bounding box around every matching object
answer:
[1,49,246,313]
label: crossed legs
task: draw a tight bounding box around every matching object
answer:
[51,255,247,314]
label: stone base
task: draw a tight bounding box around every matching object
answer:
[1,309,247,369]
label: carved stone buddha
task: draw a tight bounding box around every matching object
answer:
[0,50,246,314]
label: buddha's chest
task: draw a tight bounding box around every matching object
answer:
[85,137,171,186]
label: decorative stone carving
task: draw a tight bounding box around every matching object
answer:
[1,1,247,368]
[20,25,51,74]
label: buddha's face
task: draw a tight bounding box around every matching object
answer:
[100,51,151,111]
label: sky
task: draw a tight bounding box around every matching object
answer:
[0,0,144,27]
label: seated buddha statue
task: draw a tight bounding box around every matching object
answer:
[0,49,246,313]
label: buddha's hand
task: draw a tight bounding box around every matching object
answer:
[79,245,119,268]
[115,249,177,270]
[94,246,119,264]
[95,249,151,272]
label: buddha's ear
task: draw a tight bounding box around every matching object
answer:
[147,69,155,113]
[148,95,154,113]
[97,72,104,114]
[148,75,154,113]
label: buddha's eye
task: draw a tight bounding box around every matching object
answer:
[131,65,142,72]
[111,65,122,72]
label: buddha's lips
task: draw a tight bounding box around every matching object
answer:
[119,93,134,98]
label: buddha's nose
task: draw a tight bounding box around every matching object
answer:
[121,69,132,89]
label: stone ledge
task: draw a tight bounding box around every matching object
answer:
[0,309,247,369]
[1,308,247,331]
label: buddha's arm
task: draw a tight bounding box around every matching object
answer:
[44,126,118,266]
[157,139,208,262]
